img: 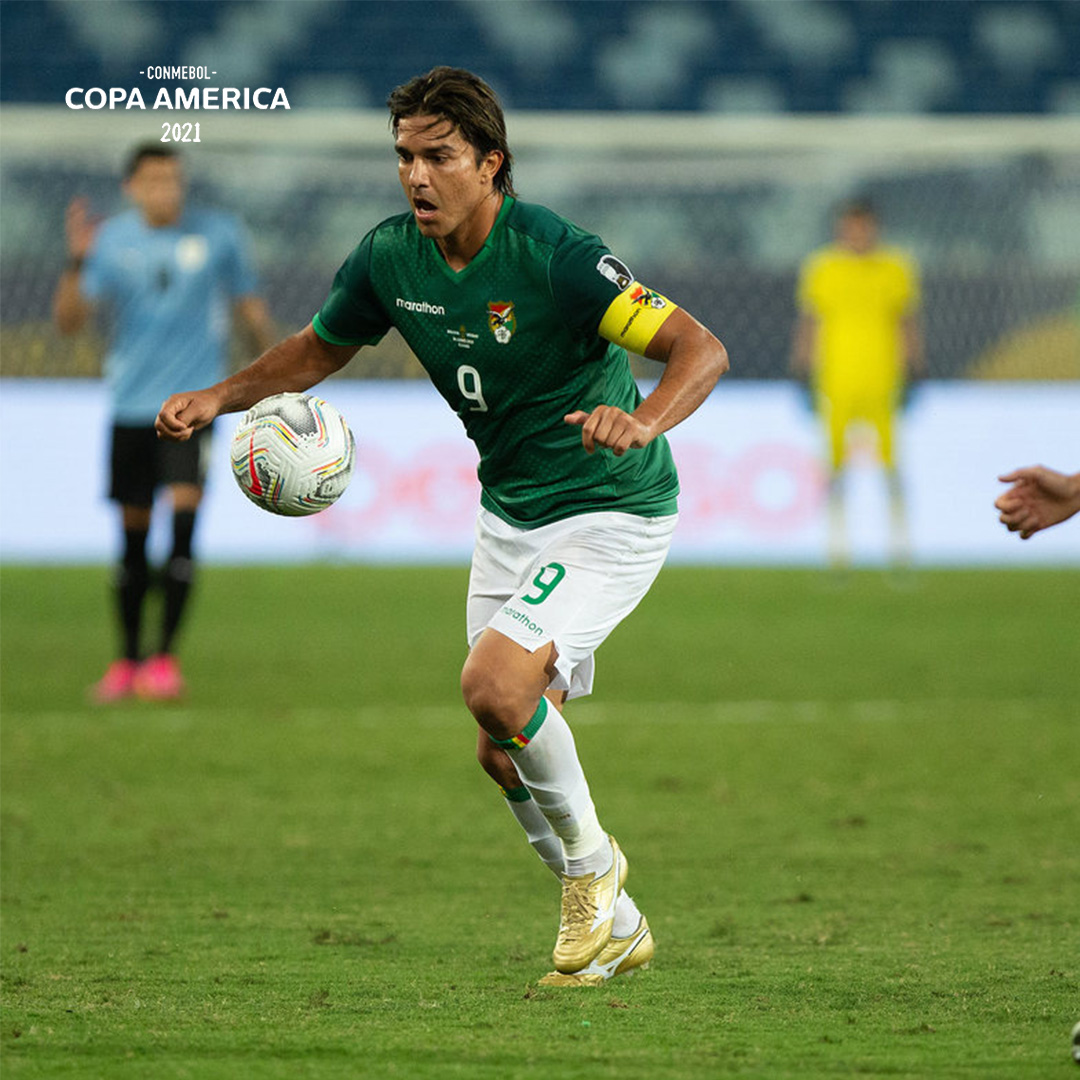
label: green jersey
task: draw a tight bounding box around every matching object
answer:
[313,197,679,528]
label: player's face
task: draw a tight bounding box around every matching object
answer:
[395,116,503,254]
[837,211,878,254]
[125,157,185,227]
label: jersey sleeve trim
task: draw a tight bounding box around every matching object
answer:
[311,311,382,348]
[598,282,678,355]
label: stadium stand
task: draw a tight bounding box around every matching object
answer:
[1,1,1078,382]
[2,0,1078,114]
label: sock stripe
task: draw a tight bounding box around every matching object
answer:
[498,784,532,803]
[488,696,548,750]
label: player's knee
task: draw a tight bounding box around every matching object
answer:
[460,657,527,738]
[460,657,503,725]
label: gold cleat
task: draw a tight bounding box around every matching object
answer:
[539,915,654,987]
[552,835,627,973]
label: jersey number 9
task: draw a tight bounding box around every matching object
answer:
[457,365,488,412]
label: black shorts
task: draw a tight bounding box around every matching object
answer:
[109,424,212,507]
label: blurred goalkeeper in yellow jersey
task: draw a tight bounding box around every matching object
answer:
[791,200,925,570]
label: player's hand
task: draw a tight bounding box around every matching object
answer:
[155,389,222,442]
[794,374,815,413]
[900,371,924,411]
[65,197,98,260]
[564,405,654,457]
[995,465,1080,539]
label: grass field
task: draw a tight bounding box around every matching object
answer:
[2,565,1078,1079]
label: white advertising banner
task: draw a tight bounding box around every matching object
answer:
[1,380,1077,566]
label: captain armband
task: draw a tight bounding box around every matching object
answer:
[598,282,678,355]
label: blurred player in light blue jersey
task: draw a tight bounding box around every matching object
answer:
[53,143,274,703]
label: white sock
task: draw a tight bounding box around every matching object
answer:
[612,890,641,938]
[827,473,848,569]
[886,469,911,566]
[497,696,607,864]
[565,844,613,879]
[499,785,565,877]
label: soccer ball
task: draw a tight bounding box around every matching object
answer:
[230,392,355,516]
[1072,1019,1080,1066]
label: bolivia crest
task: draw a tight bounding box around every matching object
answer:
[487,301,516,344]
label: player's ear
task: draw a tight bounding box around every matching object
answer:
[480,149,503,186]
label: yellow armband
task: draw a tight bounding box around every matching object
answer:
[598,282,678,355]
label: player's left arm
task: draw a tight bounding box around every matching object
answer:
[901,311,926,380]
[898,254,926,381]
[565,305,728,456]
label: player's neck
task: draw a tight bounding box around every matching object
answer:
[436,191,504,271]
[141,207,183,229]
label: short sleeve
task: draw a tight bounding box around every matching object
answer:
[548,230,629,337]
[313,230,391,347]
[549,232,677,353]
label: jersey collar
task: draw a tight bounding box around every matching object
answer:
[427,195,514,283]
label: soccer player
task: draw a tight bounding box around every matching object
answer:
[156,67,728,985]
[791,199,924,570]
[54,143,274,703]
[995,465,1080,538]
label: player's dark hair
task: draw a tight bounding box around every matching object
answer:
[124,142,179,180]
[387,67,515,196]
[837,197,877,221]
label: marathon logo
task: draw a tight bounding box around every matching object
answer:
[396,297,446,315]
[501,605,544,636]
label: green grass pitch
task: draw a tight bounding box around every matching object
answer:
[2,565,1078,1079]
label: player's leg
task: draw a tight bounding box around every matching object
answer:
[91,427,154,703]
[462,509,675,975]
[476,708,567,878]
[160,482,200,652]
[475,700,648,984]
[464,631,609,868]
[874,401,910,569]
[138,429,210,699]
[819,390,850,571]
[463,631,623,973]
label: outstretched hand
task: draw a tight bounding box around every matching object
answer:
[994,465,1080,539]
[564,406,654,457]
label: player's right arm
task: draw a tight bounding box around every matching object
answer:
[53,198,97,334]
[155,323,356,441]
[790,311,818,380]
[790,255,820,381]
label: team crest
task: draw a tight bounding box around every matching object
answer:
[488,302,516,344]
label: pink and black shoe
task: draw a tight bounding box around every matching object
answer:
[89,659,138,704]
[134,654,185,701]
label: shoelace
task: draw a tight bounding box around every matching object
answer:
[558,875,598,940]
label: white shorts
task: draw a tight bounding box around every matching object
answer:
[466,507,678,700]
